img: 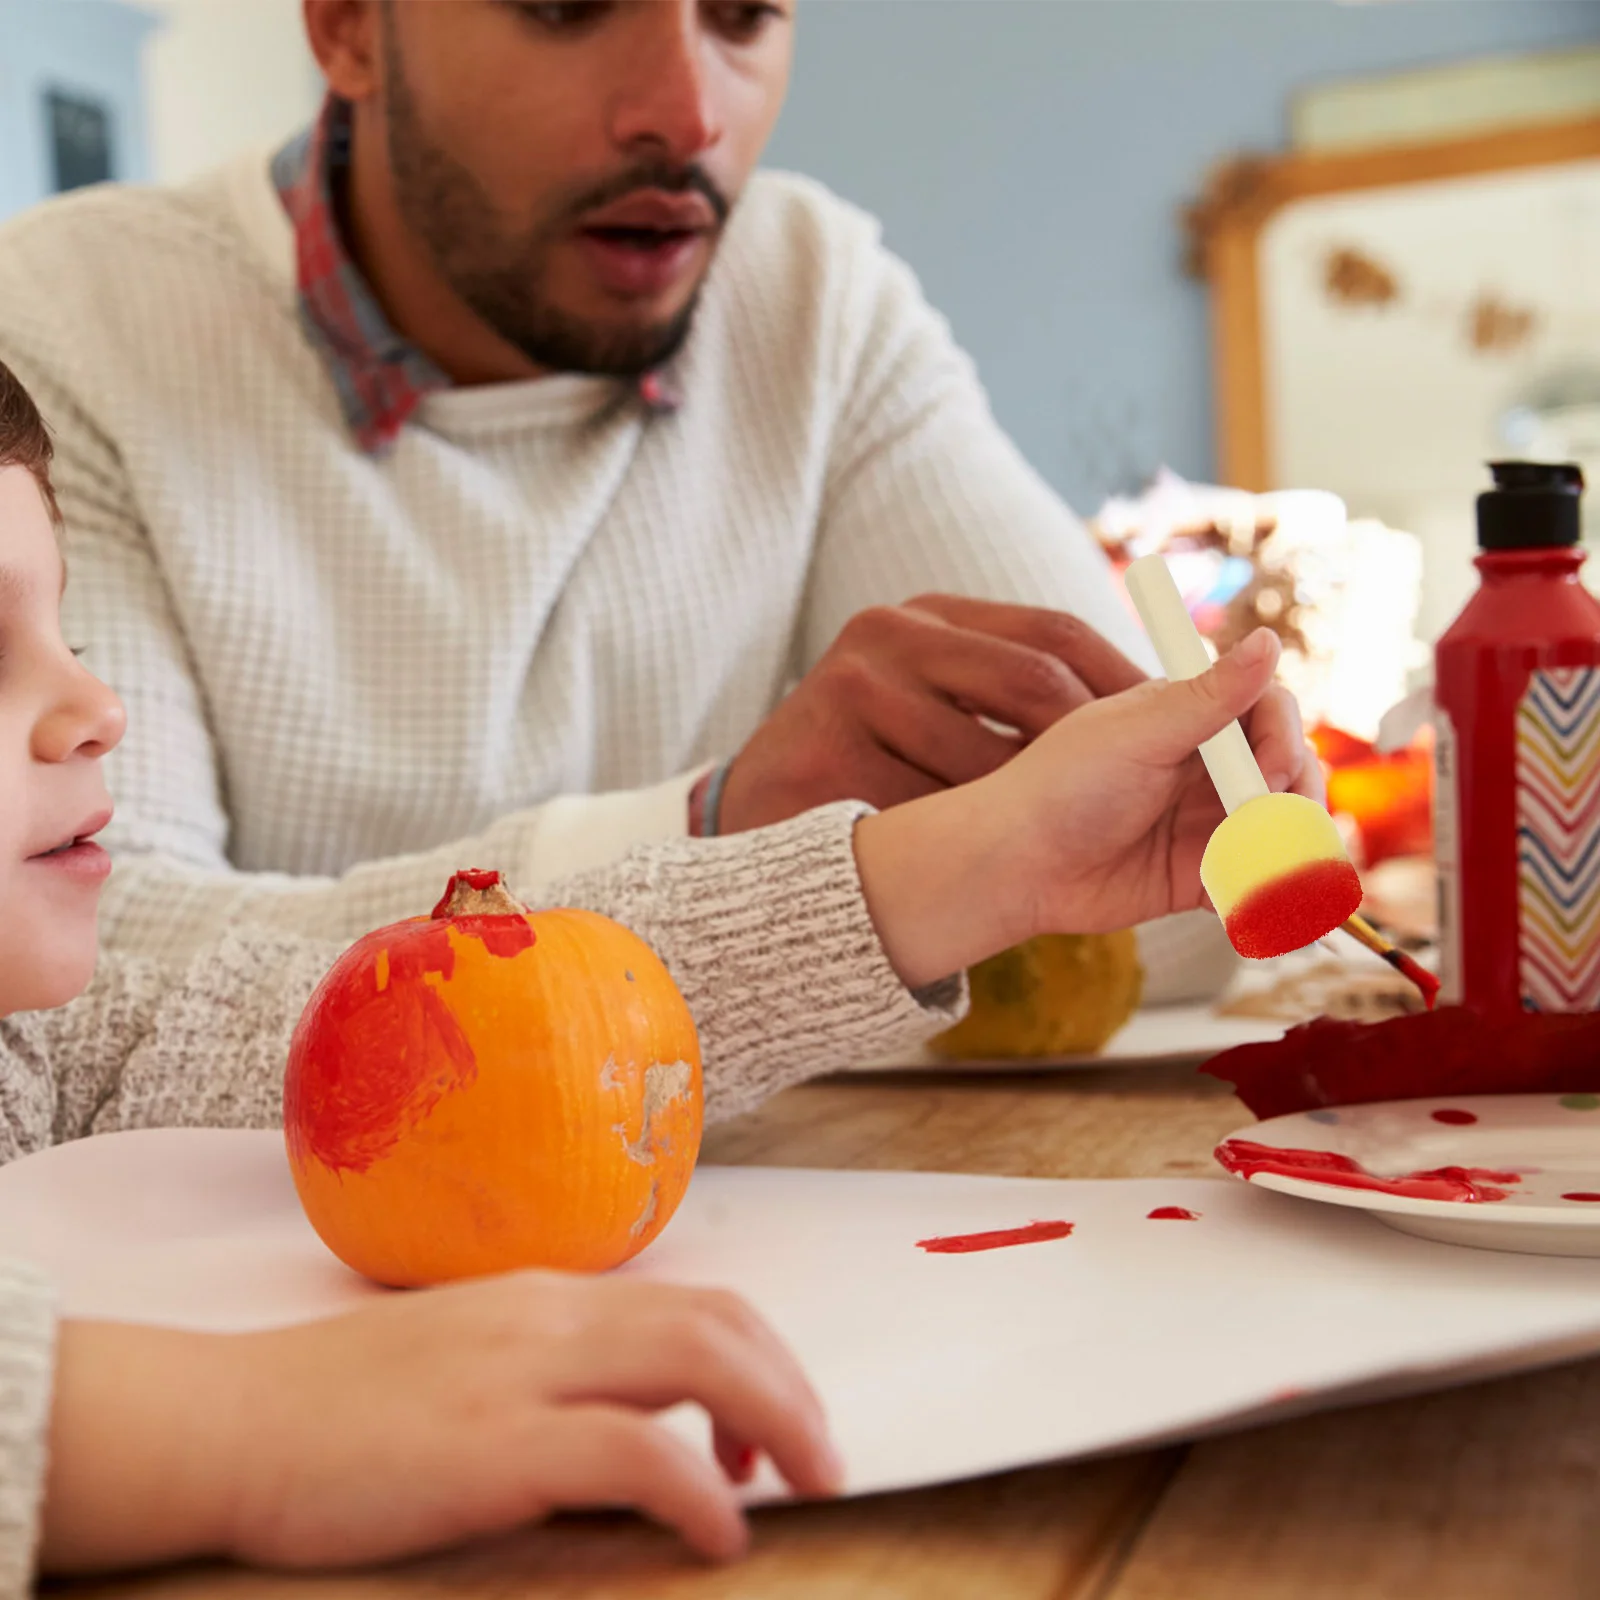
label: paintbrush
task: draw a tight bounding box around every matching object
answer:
[1340,912,1441,1010]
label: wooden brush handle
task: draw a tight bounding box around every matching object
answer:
[1124,555,1270,817]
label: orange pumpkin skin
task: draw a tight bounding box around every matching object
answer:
[283,875,703,1287]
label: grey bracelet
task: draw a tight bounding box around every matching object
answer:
[702,760,733,838]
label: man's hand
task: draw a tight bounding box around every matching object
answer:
[714,595,1150,834]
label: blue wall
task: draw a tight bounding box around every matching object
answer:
[767,0,1600,514]
[0,0,154,222]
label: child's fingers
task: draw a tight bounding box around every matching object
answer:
[547,1291,841,1499]
[1141,629,1282,762]
[535,1405,749,1561]
[713,1428,759,1484]
[1244,684,1311,795]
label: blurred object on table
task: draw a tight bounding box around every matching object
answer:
[1092,469,1427,744]
[1134,909,1242,1005]
[1217,944,1435,1025]
[929,931,1143,1061]
[1358,855,1438,945]
[1311,722,1433,869]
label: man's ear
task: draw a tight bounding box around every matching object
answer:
[303,0,384,103]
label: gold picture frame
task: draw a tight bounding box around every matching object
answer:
[1185,115,1600,493]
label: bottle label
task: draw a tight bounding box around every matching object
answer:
[1433,709,1462,1006]
[1517,668,1600,1011]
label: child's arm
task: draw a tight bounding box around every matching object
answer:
[33,633,1308,1154]
[41,802,958,1146]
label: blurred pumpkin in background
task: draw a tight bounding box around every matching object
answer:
[930,930,1144,1060]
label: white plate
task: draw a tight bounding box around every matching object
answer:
[1216,1094,1600,1257]
[859,1002,1287,1073]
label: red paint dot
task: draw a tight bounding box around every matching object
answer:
[1562,1192,1600,1202]
[1431,1108,1479,1126]
[1146,1206,1201,1221]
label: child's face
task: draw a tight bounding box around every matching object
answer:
[0,466,125,1015]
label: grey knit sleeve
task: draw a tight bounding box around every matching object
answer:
[0,1262,56,1600]
[32,801,958,1140]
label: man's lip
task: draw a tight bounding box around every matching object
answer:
[580,191,716,233]
[28,807,113,858]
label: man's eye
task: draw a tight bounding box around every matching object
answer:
[511,2,609,33]
[705,2,785,43]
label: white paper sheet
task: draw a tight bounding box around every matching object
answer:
[5,1129,1600,1503]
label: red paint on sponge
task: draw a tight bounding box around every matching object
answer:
[1222,857,1364,959]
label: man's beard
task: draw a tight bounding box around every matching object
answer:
[379,29,727,378]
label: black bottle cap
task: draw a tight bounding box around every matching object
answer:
[1478,461,1585,550]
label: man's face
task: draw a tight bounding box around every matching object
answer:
[372,0,794,377]
[0,467,124,1015]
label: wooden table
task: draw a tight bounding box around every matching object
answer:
[56,1064,1600,1599]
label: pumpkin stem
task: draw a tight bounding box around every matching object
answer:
[433,869,529,920]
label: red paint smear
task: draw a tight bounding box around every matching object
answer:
[450,916,536,961]
[916,1220,1074,1254]
[1222,858,1364,960]
[1563,1192,1600,1203]
[285,920,478,1175]
[1430,1108,1479,1125]
[1146,1206,1201,1220]
[1203,1008,1600,1121]
[1216,1138,1519,1203]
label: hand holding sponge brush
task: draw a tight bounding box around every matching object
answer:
[1124,555,1438,1007]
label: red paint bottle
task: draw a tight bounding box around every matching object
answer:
[1434,463,1600,1015]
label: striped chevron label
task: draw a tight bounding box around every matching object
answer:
[1518,667,1600,1011]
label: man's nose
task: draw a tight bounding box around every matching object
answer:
[608,5,724,162]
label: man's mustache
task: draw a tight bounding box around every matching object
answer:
[567,162,731,228]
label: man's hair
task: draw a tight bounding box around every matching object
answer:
[0,358,60,526]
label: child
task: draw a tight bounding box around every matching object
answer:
[0,358,1316,1589]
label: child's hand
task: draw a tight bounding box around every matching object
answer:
[856,629,1321,986]
[43,1273,840,1575]
[987,627,1318,936]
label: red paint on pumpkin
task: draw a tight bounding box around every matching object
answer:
[284,920,480,1176]
[1215,1138,1519,1203]
[916,1220,1074,1254]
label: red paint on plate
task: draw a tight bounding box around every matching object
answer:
[1215,1138,1519,1203]
[916,1220,1074,1254]
[1430,1108,1479,1126]
[1562,1192,1600,1203]
[1146,1206,1201,1221]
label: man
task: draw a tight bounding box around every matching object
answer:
[0,0,1264,969]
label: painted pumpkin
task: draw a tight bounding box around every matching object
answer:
[929,930,1144,1060]
[283,870,703,1287]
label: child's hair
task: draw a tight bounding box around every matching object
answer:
[0,358,60,525]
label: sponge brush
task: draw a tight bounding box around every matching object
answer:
[1124,556,1362,960]
[1202,794,1362,958]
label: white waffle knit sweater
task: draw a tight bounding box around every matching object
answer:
[0,152,1152,967]
[0,802,963,1595]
